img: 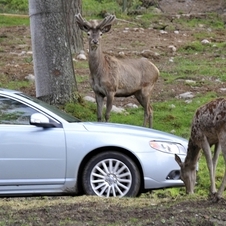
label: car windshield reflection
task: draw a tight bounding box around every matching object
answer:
[17,93,81,123]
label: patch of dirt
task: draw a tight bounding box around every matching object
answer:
[1,196,226,225]
[1,1,226,225]
[159,0,226,14]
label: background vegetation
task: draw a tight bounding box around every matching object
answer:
[0,0,157,16]
[0,0,226,225]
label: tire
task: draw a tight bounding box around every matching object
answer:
[82,151,141,197]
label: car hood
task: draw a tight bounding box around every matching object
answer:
[80,122,188,144]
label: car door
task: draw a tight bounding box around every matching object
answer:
[0,95,66,188]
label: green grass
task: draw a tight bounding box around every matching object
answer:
[65,101,97,121]
[76,74,89,83]
[161,55,226,84]
[174,13,225,30]
[0,15,29,27]
[0,75,31,90]
[178,41,226,55]
[83,0,121,17]
[74,61,89,69]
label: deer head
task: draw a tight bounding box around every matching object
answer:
[175,154,196,194]
[75,13,116,50]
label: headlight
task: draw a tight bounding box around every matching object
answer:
[149,141,186,154]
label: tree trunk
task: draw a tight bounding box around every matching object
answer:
[63,0,83,54]
[29,0,78,104]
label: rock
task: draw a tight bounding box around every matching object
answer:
[160,30,168,34]
[77,50,87,60]
[18,51,26,56]
[84,96,126,114]
[185,80,196,85]
[111,105,125,113]
[152,7,162,14]
[118,51,125,56]
[141,50,160,58]
[25,74,35,82]
[201,39,210,44]
[177,92,194,99]
[84,96,96,103]
[169,57,174,62]
[169,104,176,109]
[168,45,177,52]
[125,103,138,108]
[185,99,193,104]
[123,28,129,33]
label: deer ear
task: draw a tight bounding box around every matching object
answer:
[175,154,183,167]
[76,23,91,32]
[101,25,112,33]
[75,14,91,32]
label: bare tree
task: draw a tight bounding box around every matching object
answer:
[29,0,79,104]
[63,0,83,54]
[75,14,159,128]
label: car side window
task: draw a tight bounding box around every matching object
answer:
[0,96,38,125]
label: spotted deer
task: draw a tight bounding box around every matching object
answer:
[175,98,226,201]
[75,14,159,128]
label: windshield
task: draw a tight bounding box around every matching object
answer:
[17,93,81,123]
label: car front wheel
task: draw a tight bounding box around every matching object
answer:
[82,151,141,197]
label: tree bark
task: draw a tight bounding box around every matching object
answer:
[63,0,83,54]
[29,0,78,104]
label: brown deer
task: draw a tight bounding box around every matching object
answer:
[175,98,226,201]
[75,14,159,128]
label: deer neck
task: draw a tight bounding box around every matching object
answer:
[184,138,200,168]
[88,45,105,75]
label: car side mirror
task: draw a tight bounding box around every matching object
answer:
[30,113,56,128]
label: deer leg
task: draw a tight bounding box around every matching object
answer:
[216,161,226,200]
[95,93,105,122]
[135,92,152,128]
[202,137,217,194]
[216,138,226,199]
[148,105,153,128]
[212,143,221,180]
[142,104,152,128]
[105,92,115,122]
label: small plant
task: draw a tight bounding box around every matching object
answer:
[0,0,28,13]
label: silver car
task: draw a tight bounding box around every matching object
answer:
[0,88,187,197]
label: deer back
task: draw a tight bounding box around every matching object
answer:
[191,98,225,144]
